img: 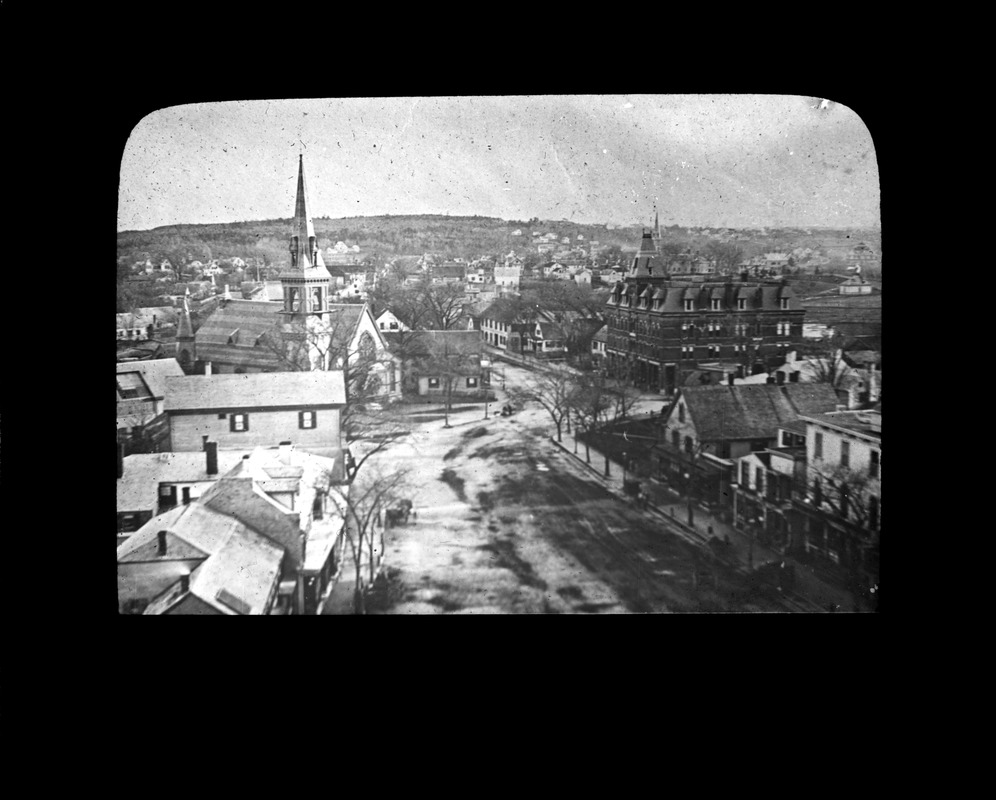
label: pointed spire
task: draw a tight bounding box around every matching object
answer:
[177,289,194,340]
[286,154,326,275]
[294,153,316,244]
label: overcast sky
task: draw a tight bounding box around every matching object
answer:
[118,95,879,232]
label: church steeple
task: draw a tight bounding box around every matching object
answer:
[176,288,195,370]
[280,155,330,316]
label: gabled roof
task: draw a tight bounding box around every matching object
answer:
[194,300,284,370]
[675,383,840,442]
[165,371,347,412]
[122,503,285,616]
[117,358,186,400]
[117,503,240,563]
[118,450,248,513]
[534,321,565,340]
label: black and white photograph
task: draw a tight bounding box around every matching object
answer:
[116,95,881,614]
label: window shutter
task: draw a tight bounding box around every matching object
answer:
[229,414,236,432]
[299,411,305,429]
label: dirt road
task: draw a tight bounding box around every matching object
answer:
[369,363,783,613]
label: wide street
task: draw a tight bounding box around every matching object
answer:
[362,361,786,613]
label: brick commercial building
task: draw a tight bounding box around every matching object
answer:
[602,230,806,394]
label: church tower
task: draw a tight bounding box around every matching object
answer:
[279,155,332,319]
[176,288,196,371]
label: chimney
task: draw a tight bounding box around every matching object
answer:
[157,530,167,556]
[776,370,785,385]
[179,574,190,593]
[117,441,125,479]
[279,441,293,465]
[206,441,218,476]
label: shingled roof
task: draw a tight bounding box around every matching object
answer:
[676,383,839,442]
[194,300,369,371]
[117,358,185,401]
[164,371,346,412]
[117,450,248,513]
[119,503,285,616]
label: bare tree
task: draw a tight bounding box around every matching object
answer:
[807,336,856,392]
[508,365,578,442]
[421,278,468,330]
[571,373,617,469]
[258,308,399,432]
[371,273,467,331]
[411,333,482,427]
[704,240,744,274]
[321,462,411,615]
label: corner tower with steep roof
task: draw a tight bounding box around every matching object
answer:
[279,155,332,320]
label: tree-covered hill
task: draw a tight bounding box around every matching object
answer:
[117,213,880,277]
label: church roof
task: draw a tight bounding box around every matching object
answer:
[194,299,371,372]
[194,300,285,370]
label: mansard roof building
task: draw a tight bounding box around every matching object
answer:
[602,229,807,394]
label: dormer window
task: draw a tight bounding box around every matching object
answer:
[780,297,790,310]
[711,299,721,311]
[684,299,694,312]
[737,298,747,311]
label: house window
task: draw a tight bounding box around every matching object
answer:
[678,403,685,423]
[813,477,822,506]
[840,440,850,469]
[755,467,764,495]
[814,432,823,459]
[313,495,324,521]
[299,410,317,429]
[671,430,680,449]
[466,377,478,388]
[780,298,789,310]
[428,377,440,388]
[684,299,694,311]
[738,298,746,311]
[218,413,227,420]
[711,299,721,311]
[870,450,880,479]
[684,436,694,454]
[230,413,249,432]
[740,461,749,486]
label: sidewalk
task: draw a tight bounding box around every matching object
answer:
[550,434,871,612]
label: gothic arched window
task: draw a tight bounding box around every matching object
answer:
[358,332,375,361]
